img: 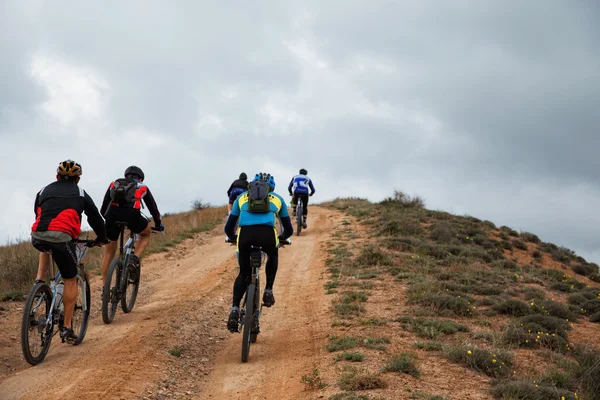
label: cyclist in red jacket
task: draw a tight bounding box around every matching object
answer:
[31,160,108,343]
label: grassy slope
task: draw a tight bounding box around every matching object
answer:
[0,206,226,297]
[315,193,600,400]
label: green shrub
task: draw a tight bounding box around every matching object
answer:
[492,299,533,317]
[444,345,513,378]
[338,369,387,391]
[571,263,598,276]
[491,381,577,400]
[382,352,420,377]
[520,232,541,243]
[513,240,528,250]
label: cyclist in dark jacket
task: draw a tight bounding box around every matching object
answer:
[31,160,107,343]
[227,172,249,213]
[99,166,164,286]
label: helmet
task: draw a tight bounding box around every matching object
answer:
[240,172,247,180]
[124,165,145,181]
[299,168,307,175]
[57,160,82,177]
[254,172,275,191]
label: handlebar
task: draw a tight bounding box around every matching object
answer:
[225,237,292,247]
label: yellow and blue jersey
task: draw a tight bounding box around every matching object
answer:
[231,191,289,227]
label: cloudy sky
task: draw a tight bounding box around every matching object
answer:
[2,1,600,262]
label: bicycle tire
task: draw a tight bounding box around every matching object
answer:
[21,282,53,365]
[250,284,260,343]
[241,284,255,363]
[121,260,140,313]
[296,200,303,236]
[72,274,91,345]
[102,258,122,324]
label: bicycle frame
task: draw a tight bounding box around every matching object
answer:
[39,242,91,332]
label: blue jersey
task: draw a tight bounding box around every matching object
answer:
[288,174,315,195]
[231,191,289,227]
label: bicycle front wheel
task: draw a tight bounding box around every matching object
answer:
[72,273,91,345]
[102,258,122,324]
[21,282,54,365]
[241,284,256,363]
[121,260,140,313]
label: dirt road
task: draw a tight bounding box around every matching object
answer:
[0,207,336,400]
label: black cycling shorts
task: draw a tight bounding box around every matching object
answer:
[31,238,79,280]
[104,207,149,241]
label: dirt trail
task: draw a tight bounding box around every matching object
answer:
[0,207,337,400]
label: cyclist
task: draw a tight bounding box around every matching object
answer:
[288,168,315,228]
[226,172,249,213]
[31,160,108,343]
[224,173,293,332]
[99,166,164,286]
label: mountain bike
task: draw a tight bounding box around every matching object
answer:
[101,221,160,324]
[20,239,96,365]
[226,237,291,362]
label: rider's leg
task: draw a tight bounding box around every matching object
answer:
[291,194,298,216]
[101,240,118,283]
[62,276,77,329]
[264,248,279,291]
[232,229,252,308]
[35,252,51,282]
[133,224,152,259]
[261,229,278,307]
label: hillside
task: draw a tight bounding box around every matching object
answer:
[315,193,600,400]
[0,194,598,400]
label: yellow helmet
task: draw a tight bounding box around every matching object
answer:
[57,160,82,177]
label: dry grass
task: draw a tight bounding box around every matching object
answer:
[0,206,226,297]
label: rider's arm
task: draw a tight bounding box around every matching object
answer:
[309,179,315,195]
[142,186,162,226]
[279,216,293,240]
[276,195,293,239]
[224,198,241,239]
[83,191,107,241]
[99,185,112,216]
[33,191,40,215]
[226,182,233,197]
[288,178,294,195]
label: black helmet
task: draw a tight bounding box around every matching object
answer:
[299,168,307,175]
[125,165,145,181]
[240,172,247,180]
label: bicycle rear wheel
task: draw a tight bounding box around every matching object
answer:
[72,273,91,345]
[121,260,140,313]
[102,258,122,324]
[241,284,255,363]
[21,282,54,365]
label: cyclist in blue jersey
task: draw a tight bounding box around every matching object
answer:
[226,172,249,213]
[288,168,315,229]
[224,173,293,332]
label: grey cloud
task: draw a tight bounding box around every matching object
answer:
[1,0,600,264]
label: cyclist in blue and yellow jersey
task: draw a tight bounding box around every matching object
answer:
[224,173,293,332]
[288,168,315,229]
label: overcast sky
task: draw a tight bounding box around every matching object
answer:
[2,1,600,263]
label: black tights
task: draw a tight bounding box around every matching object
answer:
[292,194,309,216]
[232,225,279,308]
